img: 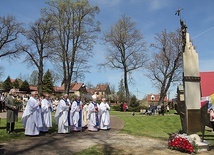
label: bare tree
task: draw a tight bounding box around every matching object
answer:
[146,29,182,104]
[43,0,100,94]
[49,69,60,86]
[0,15,23,78]
[101,15,147,104]
[21,16,55,95]
[29,70,38,85]
[85,81,94,89]
[0,66,4,79]
[0,15,23,58]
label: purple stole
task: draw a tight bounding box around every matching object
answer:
[63,98,70,126]
[76,100,82,127]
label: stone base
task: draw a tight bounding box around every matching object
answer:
[190,134,210,152]
[196,140,210,152]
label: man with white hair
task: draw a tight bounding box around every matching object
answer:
[88,93,100,131]
[55,94,72,133]
[5,89,19,134]
[71,95,83,131]
[21,91,43,136]
[99,98,110,130]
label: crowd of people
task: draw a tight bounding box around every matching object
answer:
[3,89,111,136]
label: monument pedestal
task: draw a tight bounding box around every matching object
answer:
[182,33,201,134]
[186,109,201,134]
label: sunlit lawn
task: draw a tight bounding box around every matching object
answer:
[110,110,181,140]
[0,115,58,143]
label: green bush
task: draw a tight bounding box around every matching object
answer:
[128,106,140,112]
[110,105,121,111]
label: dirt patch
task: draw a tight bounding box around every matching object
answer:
[0,116,213,155]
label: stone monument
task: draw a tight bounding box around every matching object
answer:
[180,19,201,134]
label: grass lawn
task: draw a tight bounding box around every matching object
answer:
[0,116,58,143]
[0,118,27,142]
[112,111,181,140]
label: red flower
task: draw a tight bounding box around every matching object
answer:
[168,133,197,154]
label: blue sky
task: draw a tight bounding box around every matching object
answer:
[0,0,214,99]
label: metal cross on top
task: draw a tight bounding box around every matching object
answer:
[175,8,184,17]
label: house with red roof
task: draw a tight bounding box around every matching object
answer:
[147,94,168,105]
[94,84,111,100]
[53,82,87,96]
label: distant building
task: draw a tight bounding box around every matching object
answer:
[53,82,87,96]
[29,85,38,91]
[147,94,168,105]
[94,84,111,100]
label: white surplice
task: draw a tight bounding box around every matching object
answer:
[54,98,72,133]
[71,99,83,131]
[40,98,53,132]
[21,97,43,136]
[99,102,110,130]
[87,102,100,131]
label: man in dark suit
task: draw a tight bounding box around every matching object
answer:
[5,89,19,134]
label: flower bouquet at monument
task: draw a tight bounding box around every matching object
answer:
[168,132,198,154]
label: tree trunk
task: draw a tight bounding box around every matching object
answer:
[124,70,130,105]
[37,67,43,96]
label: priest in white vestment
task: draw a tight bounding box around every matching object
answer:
[21,91,43,136]
[88,93,100,131]
[55,94,72,133]
[40,94,53,132]
[100,98,110,130]
[71,95,83,131]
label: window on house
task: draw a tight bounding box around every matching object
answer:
[151,95,155,100]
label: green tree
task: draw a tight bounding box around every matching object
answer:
[13,78,20,89]
[20,80,30,93]
[117,79,126,103]
[43,69,54,94]
[3,76,13,91]
[130,95,139,108]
